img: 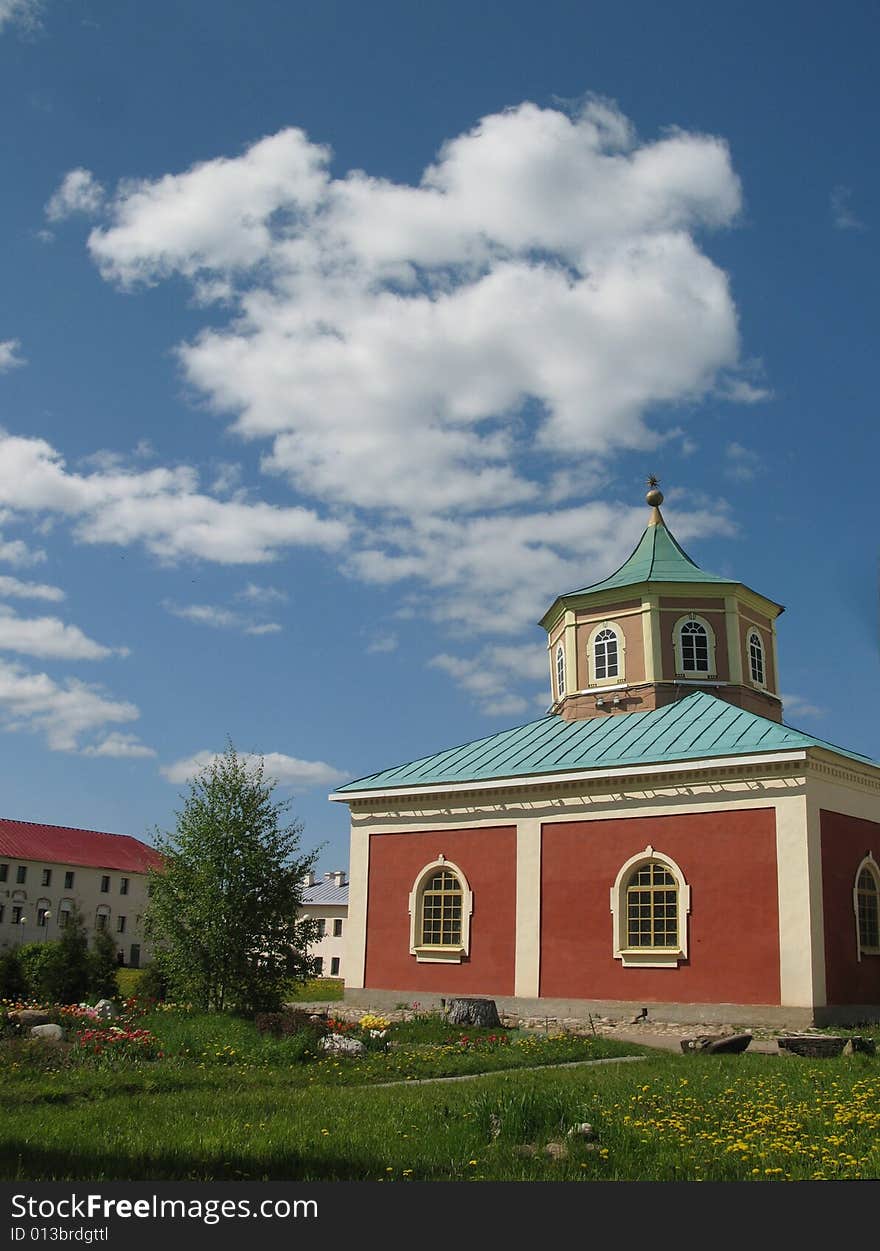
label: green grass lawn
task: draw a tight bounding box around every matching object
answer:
[2,1006,878,1182]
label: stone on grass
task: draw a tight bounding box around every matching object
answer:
[30,1024,64,1043]
[10,1010,52,1028]
[445,998,501,1028]
[319,1033,366,1056]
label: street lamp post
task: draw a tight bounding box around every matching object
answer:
[41,910,51,942]
[18,916,26,946]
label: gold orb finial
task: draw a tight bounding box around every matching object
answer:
[645,474,664,508]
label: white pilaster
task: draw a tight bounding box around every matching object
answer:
[343,823,370,988]
[514,818,542,997]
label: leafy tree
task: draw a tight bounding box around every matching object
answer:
[0,947,28,1001]
[147,742,321,1014]
[89,928,121,1000]
[18,942,61,1002]
[44,905,91,1004]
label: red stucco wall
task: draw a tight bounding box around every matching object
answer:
[364,826,516,994]
[540,809,780,1003]
[820,810,880,1006]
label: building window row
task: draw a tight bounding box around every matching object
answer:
[0,866,134,892]
[554,616,771,697]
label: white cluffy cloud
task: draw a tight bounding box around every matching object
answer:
[0,339,25,371]
[0,1,42,32]
[0,657,143,753]
[431,642,549,717]
[45,168,106,221]
[0,429,347,565]
[81,99,748,519]
[0,605,128,660]
[163,600,282,635]
[0,574,64,601]
[65,98,760,709]
[161,749,346,789]
[81,733,157,759]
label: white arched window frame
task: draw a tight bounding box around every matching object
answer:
[408,856,473,964]
[747,628,766,687]
[610,846,691,968]
[95,904,111,932]
[555,643,566,701]
[673,614,717,678]
[588,621,625,686]
[854,854,880,960]
[36,898,51,927]
[58,898,74,929]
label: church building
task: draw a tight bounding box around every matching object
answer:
[332,485,880,1026]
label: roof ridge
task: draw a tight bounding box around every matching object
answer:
[0,815,143,841]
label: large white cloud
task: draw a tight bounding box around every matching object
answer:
[64,98,758,711]
[0,606,127,660]
[0,430,347,564]
[0,658,143,753]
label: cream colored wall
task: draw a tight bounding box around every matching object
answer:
[298,902,347,978]
[0,856,153,963]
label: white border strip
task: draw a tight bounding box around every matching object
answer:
[330,750,809,802]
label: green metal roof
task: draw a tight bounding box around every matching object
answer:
[568,516,736,596]
[333,690,877,795]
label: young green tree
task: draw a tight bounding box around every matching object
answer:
[44,905,91,1004]
[89,928,121,1000]
[147,742,321,1014]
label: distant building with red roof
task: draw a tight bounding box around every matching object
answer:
[0,817,162,967]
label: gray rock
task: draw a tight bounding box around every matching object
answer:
[10,1010,52,1028]
[319,1032,366,1056]
[30,1024,64,1043]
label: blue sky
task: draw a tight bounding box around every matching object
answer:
[1,0,878,874]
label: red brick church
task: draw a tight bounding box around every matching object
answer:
[332,485,880,1026]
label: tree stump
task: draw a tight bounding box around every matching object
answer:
[445,997,501,1027]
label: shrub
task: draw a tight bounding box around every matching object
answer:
[0,948,28,1001]
[135,961,169,1003]
[18,942,62,1002]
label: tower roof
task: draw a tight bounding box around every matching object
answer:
[541,479,783,625]
[569,511,736,596]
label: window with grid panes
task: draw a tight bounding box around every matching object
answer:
[626,862,678,948]
[857,866,879,953]
[748,631,765,684]
[555,644,566,700]
[420,869,463,947]
[679,621,709,671]
[594,627,619,680]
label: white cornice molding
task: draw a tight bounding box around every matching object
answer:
[332,749,811,806]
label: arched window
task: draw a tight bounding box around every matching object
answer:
[854,856,880,958]
[555,644,566,700]
[673,615,716,676]
[610,847,690,967]
[748,629,765,686]
[409,857,473,963]
[588,622,625,685]
[594,628,618,680]
[95,904,111,932]
[58,899,74,929]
